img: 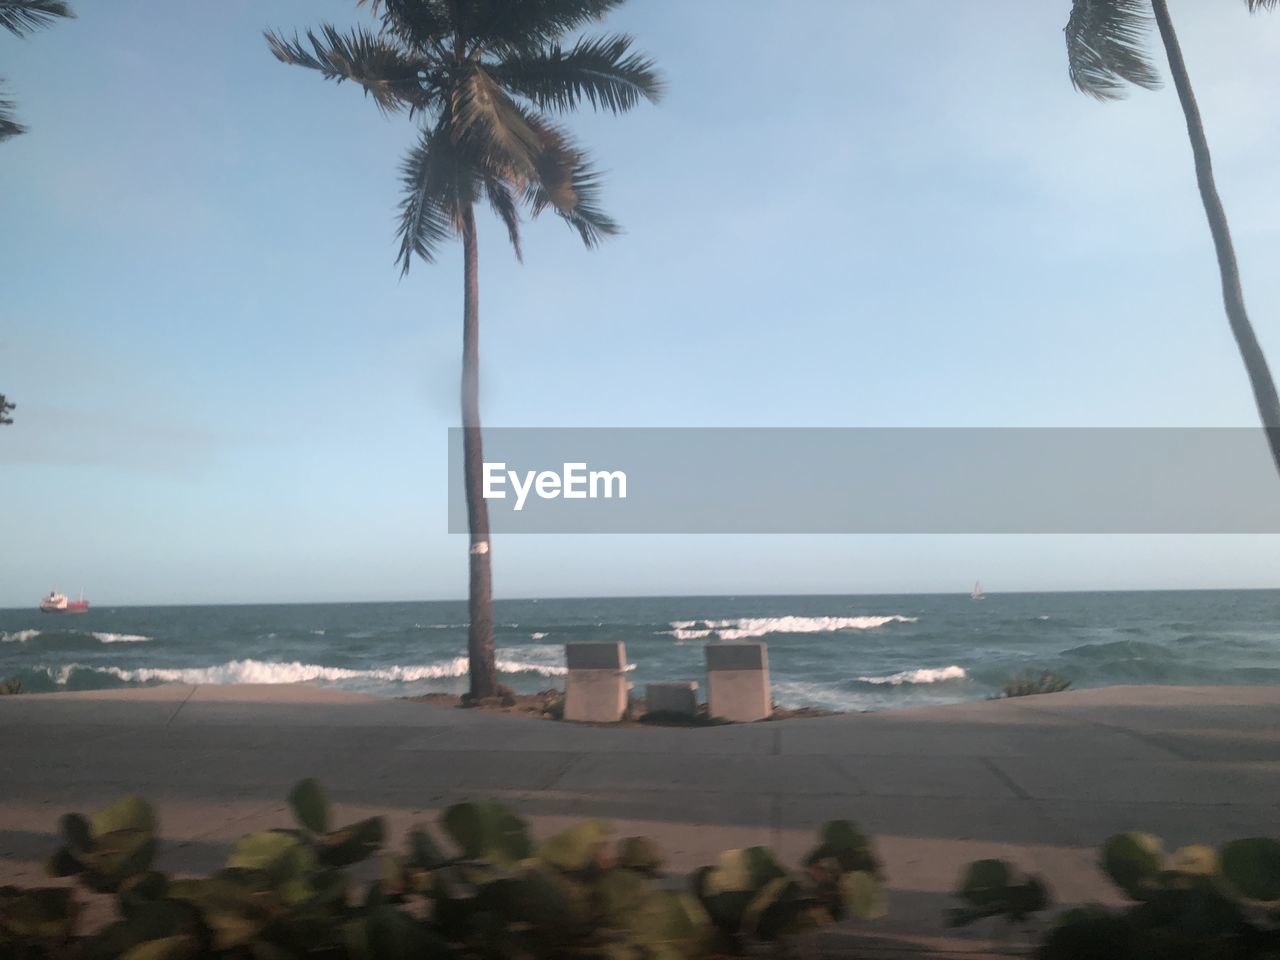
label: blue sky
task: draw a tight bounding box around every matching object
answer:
[3,0,1280,606]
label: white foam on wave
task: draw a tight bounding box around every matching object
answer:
[2,630,150,643]
[531,632,548,640]
[46,656,573,686]
[857,665,967,686]
[671,628,712,642]
[669,615,917,641]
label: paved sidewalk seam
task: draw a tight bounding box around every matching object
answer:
[1018,705,1193,761]
[165,686,199,727]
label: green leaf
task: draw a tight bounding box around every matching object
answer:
[741,876,793,937]
[354,903,452,960]
[1007,876,1050,920]
[441,801,532,864]
[119,935,201,960]
[702,847,786,896]
[617,836,664,873]
[808,819,881,875]
[840,870,887,919]
[318,817,385,867]
[46,846,81,877]
[169,877,271,951]
[226,831,316,899]
[1220,838,1280,903]
[1101,833,1164,899]
[60,813,93,853]
[1167,844,1218,878]
[956,859,1012,906]
[594,867,650,927]
[539,820,610,872]
[90,797,158,838]
[0,886,78,940]
[81,830,158,890]
[407,826,448,869]
[288,778,330,834]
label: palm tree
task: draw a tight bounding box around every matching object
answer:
[1,0,74,142]
[0,393,13,426]
[1065,0,1280,477]
[266,0,660,699]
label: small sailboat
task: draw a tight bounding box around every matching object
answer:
[971,581,985,601]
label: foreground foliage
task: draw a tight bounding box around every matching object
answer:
[951,832,1280,959]
[1,0,75,142]
[0,779,884,959]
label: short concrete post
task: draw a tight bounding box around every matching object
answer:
[645,681,699,718]
[565,642,628,723]
[705,643,771,722]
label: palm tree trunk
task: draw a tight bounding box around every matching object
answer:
[460,204,498,700]
[1151,0,1280,478]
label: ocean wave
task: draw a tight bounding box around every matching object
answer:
[531,632,548,640]
[1060,639,1172,660]
[43,656,572,687]
[671,628,713,642]
[856,665,967,686]
[2,629,151,644]
[670,615,917,641]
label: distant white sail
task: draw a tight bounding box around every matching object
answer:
[971,581,985,600]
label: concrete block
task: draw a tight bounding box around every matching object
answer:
[565,642,628,723]
[646,681,698,717]
[706,643,772,722]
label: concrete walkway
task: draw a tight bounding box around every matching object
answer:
[2,684,1278,958]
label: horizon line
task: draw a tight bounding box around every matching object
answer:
[2,584,1278,612]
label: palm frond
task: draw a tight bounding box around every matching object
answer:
[483,175,523,261]
[1065,0,1161,101]
[521,121,619,247]
[1245,0,1279,9]
[494,34,662,114]
[0,0,73,38]
[357,0,452,50]
[397,123,470,274]
[265,25,434,115]
[0,85,24,141]
[462,0,625,51]
[450,68,544,181]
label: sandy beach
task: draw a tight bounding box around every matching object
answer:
[2,683,1277,957]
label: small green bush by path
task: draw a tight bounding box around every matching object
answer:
[950,832,1280,959]
[992,671,1072,699]
[0,779,885,959]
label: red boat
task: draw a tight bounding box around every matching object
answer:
[39,592,90,614]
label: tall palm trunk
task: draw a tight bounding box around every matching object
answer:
[1151,0,1280,478]
[460,204,498,699]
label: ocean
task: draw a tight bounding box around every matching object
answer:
[2,591,1278,712]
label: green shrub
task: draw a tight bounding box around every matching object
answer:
[947,858,1050,929]
[693,819,885,954]
[951,833,1280,959]
[992,671,1072,699]
[0,780,885,959]
[541,690,565,720]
